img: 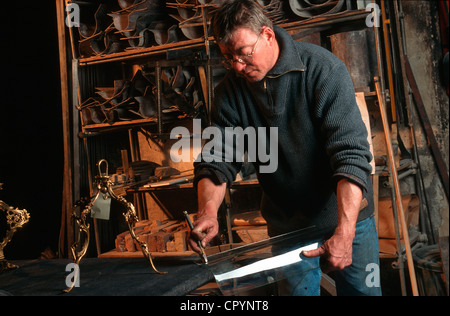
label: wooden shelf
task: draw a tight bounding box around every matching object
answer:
[78,37,212,66]
[98,249,197,259]
[80,111,191,135]
[76,9,369,67]
[82,117,157,131]
[75,9,371,136]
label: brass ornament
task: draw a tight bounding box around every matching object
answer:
[0,185,31,273]
[63,160,166,293]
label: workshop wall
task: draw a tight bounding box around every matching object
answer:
[402,0,449,240]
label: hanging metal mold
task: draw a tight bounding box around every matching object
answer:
[288,0,346,19]
[78,3,112,39]
[77,97,108,126]
[168,0,220,41]
[76,3,125,58]
[109,0,170,49]
[257,0,289,25]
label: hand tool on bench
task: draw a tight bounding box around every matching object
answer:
[183,211,208,264]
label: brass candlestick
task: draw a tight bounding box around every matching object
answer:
[0,184,31,273]
[63,160,166,293]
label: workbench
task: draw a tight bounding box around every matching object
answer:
[0,257,213,296]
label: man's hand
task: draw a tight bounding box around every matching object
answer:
[302,231,354,273]
[188,215,219,253]
[188,177,226,254]
[302,179,362,273]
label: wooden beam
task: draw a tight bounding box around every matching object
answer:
[56,0,74,258]
[375,77,419,296]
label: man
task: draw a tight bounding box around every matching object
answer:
[189,0,381,296]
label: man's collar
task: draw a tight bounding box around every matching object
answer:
[267,26,306,77]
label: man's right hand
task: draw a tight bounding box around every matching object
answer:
[188,215,219,253]
[189,177,227,253]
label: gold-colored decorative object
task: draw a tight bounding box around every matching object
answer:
[0,184,31,273]
[63,160,166,293]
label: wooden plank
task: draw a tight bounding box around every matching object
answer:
[375,77,419,296]
[174,231,188,252]
[82,117,157,130]
[231,210,267,226]
[234,226,269,244]
[78,37,210,66]
[55,0,74,259]
[380,0,398,122]
[377,195,420,241]
[99,249,197,258]
[100,243,247,258]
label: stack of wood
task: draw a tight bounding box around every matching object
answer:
[232,210,269,244]
[114,210,270,254]
[115,218,190,254]
[377,194,420,256]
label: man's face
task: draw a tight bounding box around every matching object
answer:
[219,27,277,83]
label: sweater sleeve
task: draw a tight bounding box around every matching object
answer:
[314,62,373,191]
[193,74,244,188]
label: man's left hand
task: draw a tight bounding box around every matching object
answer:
[302,231,354,273]
[302,179,361,273]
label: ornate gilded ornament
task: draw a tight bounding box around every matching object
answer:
[63,160,166,293]
[0,184,31,273]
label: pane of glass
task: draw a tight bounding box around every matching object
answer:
[207,226,325,296]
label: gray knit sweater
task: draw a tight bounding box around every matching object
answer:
[194,26,374,236]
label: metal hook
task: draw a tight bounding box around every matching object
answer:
[97,159,109,177]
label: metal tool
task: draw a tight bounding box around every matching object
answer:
[183,211,208,264]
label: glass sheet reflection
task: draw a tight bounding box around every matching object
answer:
[207,226,325,296]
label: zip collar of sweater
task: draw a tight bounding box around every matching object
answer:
[266,26,307,79]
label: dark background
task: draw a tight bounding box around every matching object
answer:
[0,2,63,259]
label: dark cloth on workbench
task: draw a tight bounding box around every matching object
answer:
[194,26,374,236]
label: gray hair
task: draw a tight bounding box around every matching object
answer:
[212,0,273,45]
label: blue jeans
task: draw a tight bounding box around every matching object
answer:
[278,215,382,296]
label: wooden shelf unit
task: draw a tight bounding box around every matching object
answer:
[58,0,371,258]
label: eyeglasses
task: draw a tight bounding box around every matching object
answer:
[222,32,262,70]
